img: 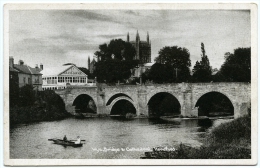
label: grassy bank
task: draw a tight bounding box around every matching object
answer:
[145,115,251,159]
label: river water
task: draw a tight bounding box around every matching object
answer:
[10,117,225,159]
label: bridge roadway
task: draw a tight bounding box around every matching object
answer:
[55,82,251,118]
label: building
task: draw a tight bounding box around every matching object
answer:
[41,64,89,90]
[9,57,19,106]
[11,57,43,91]
[88,57,96,74]
[131,62,154,78]
[127,31,151,64]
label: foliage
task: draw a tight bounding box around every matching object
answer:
[9,86,70,125]
[94,39,138,83]
[78,67,95,79]
[145,63,173,83]
[153,46,191,82]
[18,84,36,106]
[216,47,251,82]
[192,43,212,82]
[42,90,66,113]
[94,39,136,61]
[95,58,138,83]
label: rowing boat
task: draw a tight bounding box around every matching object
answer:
[49,139,83,147]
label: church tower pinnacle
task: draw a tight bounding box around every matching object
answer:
[136,30,140,60]
[127,32,129,42]
[136,30,140,42]
[147,31,149,44]
[88,56,90,69]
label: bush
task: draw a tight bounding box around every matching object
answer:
[10,87,70,126]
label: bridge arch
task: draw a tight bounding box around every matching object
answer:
[109,98,137,116]
[194,91,234,117]
[106,93,134,106]
[72,94,97,113]
[108,96,137,112]
[194,89,235,108]
[147,91,182,105]
[147,92,181,117]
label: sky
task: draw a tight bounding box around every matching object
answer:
[9,10,250,70]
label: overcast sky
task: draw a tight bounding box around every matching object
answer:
[9,10,250,70]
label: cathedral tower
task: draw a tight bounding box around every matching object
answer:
[147,31,149,44]
[127,32,129,42]
[127,31,151,64]
[88,56,90,69]
[136,30,140,60]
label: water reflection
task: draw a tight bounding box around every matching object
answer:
[10,117,225,159]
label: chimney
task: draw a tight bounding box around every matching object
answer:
[35,64,39,68]
[18,60,24,65]
[9,56,14,68]
[40,63,43,70]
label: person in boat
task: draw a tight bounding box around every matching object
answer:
[63,135,68,142]
[74,136,81,144]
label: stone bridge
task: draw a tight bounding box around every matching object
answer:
[55,82,251,118]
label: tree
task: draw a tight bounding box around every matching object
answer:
[217,47,251,82]
[95,59,138,83]
[94,39,136,61]
[94,39,137,83]
[192,43,212,82]
[19,85,36,106]
[154,46,191,82]
[146,63,173,83]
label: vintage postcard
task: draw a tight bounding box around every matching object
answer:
[3,3,257,166]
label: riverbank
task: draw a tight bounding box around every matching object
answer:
[142,115,251,159]
[10,106,71,126]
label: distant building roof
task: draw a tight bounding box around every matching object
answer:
[14,64,42,75]
[9,66,19,72]
[212,71,218,75]
[41,64,87,77]
[41,65,73,76]
[143,62,154,67]
[130,41,149,44]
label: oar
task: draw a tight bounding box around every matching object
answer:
[69,140,86,141]
[48,138,57,141]
[48,138,63,141]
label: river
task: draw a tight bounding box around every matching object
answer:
[10,117,228,159]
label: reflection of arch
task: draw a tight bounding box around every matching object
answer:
[73,94,97,113]
[106,93,133,106]
[195,91,234,116]
[108,96,137,112]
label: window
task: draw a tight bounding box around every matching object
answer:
[23,77,26,84]
[80,77,86,83]
[74,77,79,83]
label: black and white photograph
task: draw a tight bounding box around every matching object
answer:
[4,3,257,166]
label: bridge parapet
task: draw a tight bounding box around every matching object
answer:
[56,82,251,118]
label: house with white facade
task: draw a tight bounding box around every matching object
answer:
[41,64,89,90]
